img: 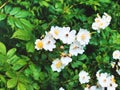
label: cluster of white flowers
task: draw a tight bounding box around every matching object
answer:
[35,26,91,56]
[96,71,118,90]
[92,12,111,33]
[111,50,120,75]
[51,56,72,72]
[79,70,90,84]
[34,12,117,90]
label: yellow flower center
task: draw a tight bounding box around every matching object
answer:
[56,61,62,68]
[82,76,85,79]
[81,34,86,40]
[114,53,119,57]
[103,79,107,83]
[99,22,104,27]
[54,29,59,35]
[37,41,43,49]
[73,45,78,50]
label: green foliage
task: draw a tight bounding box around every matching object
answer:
[0,0,120,90]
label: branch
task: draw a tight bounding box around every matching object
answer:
[0,1,9,9]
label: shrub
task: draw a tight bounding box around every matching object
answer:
[0,0,120,90]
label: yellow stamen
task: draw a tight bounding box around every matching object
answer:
[37,41,43,49]
[73,46,78,49]
[111,77,116,83]
[56,61,62,68]
[54,29,59,35]
[81,34,86,40]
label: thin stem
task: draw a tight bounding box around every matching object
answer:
[0,1,9,9]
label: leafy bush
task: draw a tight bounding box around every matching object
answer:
[0,0,120,90]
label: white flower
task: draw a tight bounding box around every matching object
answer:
[90,86,104,90]
[59,87,65,90]
[92,14,106,32]
[49,26,61,39]
[92,13,111,32]
[84,87,90,90]
[102,12,112,26]
[96,70,101,78]
[107,87,116,90]
[77,28,91,46]
[113,50,120,60]
[59,27,76,44]
[84,85,104,90]
[79,70,90,84]
[61,56,72,66]
[43,33,56,51]
[97,73,110,87]
[107,75,118,90]
[69,41,84,56]
[35,39,44,50]
[51,59,65,72]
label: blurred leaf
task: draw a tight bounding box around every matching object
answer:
[12,59,27,70]
[0,14,6,21]
[7,55,20,64]
[12,30,31,41]
[0,75,6,83]
[71,61,83,68]
[7,78,17,88]
[6,70,16,78]
[4,5,12,14]
[26,41,35,53]
[15,11,29,18]
[17,83,26,90]
[20,19,33,30]
[7,16,15,26]
[0,42,6,55]
[78,54,87,61]
[7,48,16,59]
[9,7,21,15]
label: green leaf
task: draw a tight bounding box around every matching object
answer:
[12,59,27,71]
[0,75,6,83]
[71,61,83,68]
[99,0,110,3]
[9,7,21,15]
[7,78,17,88]
[12,30,31,41]
[6,70,16,78]
[40,1,49,7]
[15,11,29,18]
[33,83,40,90]
[0,42,6,55]
[17,83,26,90]
[39,72,45,80]
[7,55,20,64]
[0,54,6,66]
[0,14,6,21]
[20,19,33,30]
[7,48,16,58]
[26,42,35,53]
[14,19,24,29]
[4,5,12,14]
[7,16,15,26]
[78,54,87,61]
